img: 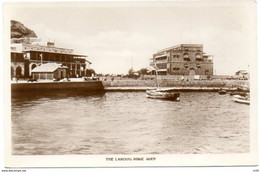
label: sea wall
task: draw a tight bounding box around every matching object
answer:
[11,81,104,93]
[11,79,249,93]
[102,79,249,88]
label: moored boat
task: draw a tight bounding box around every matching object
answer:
[237,85,250,92]
[218,89,227,95]
[232,95,250,105]
[146,89,180,101]
[146,64,180,101]
[229,91,248,97]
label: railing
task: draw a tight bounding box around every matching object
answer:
[155,59,168,63]
[155,52,170,58]
[23,45,74,54]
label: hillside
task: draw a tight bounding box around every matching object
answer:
[11,20,37,38]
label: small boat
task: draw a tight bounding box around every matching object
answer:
[146,64,180,101]
[146,89,180,101]
[232,95,250,105]
[237,85,250,92]
[229,91,248,97]
[218,89,227,95]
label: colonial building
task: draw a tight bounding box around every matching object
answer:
[31,63,67,80]
[11,38,91,79]
[151,44,213,77]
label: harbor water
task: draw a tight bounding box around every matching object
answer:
[12,91,249,155]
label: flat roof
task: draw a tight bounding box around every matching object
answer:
[23,50,87,57]
[157,44,203,53]
[11,51,23,54]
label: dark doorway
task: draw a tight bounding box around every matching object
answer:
[16,66,22,77]
[60,71,64,79]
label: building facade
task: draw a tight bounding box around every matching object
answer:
[235,70,249,80]
[11,38,91,79]
[151,44,213,77]
[31,63,67,80]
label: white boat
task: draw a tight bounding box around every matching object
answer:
[146,65,180,101]
[146,89,180,101]
[232,95,250,105]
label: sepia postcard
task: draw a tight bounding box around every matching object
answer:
[3,0,258,168]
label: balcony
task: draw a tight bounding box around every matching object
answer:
[155,59,168,63]
[157,69,167,72]
[23,45,74,54]
[203,54,213,62]
[155,52,170,59]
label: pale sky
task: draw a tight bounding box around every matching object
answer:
[5,1,257,75]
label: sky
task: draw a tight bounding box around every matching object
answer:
[5,1,257,75]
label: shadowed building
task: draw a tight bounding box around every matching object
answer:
[11,38,91,79]
[151,44,213,78]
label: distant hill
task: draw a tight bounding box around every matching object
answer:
[11,20,37,38]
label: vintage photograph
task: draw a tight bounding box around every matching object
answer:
[4,0,257,167]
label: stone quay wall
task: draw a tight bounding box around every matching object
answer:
[102,79,249,89]
[11,81,104,93]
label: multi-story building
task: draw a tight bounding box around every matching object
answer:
[11,38,91,79]
[151,44,213,77]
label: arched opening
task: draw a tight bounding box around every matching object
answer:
[31,64,37,70]
[183,53,190,61]
[195,53,202,61]
[189,68,195,76]
[16,66,22,77]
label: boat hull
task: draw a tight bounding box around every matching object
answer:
[146,90,180,101]
[232,95,250,105]
[229,91,248,97]
[218,90,227,95]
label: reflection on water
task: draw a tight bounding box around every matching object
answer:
[12,91,249,155]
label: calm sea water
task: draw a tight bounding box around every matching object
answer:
[12,91,249,155]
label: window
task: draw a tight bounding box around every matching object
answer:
[183,53,190,61]
[184,64,188,68]
[173,67,180,71]
[195,53,201,58]
[184,53,189,57]
[196,64,201,68]
[196,53,202,61]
